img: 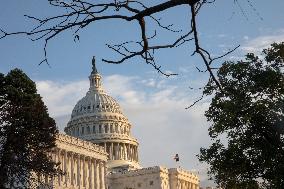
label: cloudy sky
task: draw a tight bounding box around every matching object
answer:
[1,0,284,187]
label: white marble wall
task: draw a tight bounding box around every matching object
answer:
[107,166,199,189]
[37,134,108,189]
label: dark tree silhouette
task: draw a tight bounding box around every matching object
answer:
[0,69,60,188]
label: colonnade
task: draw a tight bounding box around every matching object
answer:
[67,122,131,137]
[42,149,106,189]
[103,142,138,162]
[177,180,199,189]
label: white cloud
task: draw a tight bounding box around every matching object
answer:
[36,80,89,117]
[217,34,226,38]
[241,30,284,54]
[36,74,213,187]
[243,35,249,40]
[140,78,156,87]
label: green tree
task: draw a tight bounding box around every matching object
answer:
[199,43,284,189]
[0,69,59,188]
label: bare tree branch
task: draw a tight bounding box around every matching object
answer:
[0,0,243,101]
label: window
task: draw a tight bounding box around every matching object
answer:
[105,125,108,133]
[110,124,113,133]
[87,126,90,134]
[82,127,84,135]
[150,181,154,185]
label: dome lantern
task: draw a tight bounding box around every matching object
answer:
[89,56,103,92]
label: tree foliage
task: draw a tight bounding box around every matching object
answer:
[199,43,284,189]
[0,69,59,188]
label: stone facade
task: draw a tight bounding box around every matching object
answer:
[38,134,108,189]
[107,166,199,189]
[41,57,199,189]
[168,168,199,189]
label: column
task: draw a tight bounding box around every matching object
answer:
[130,145,133,161]
[100,161,105,189]
[117,143,121,159]
[83,156,86,187]
[136,146,139,161]
[133,146,136,161]
[118,143,120,159]
[110,143,113,160]
[64,150,67,185]
[177,180,181,189]
[123,143,126,160]
[89,158,93,189]
[77,155,81,187]
[182,181,185,189]
[70,153,74,186]
[127,144,130,160]
[96,160,100,189]
[126,144,129,161]
[114,143,118,160]
[93,159,97,189]
[120,143,122,159]
[132,146,135,161]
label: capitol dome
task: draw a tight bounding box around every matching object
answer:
[71,89,123,119]
[64,57,140,171]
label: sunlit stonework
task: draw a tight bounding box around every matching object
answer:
[40,57,200,189]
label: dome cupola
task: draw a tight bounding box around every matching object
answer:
[89,56,103,91]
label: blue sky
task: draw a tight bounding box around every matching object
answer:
[1,0,284,187]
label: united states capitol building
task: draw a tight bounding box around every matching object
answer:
[40,57,200,189]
